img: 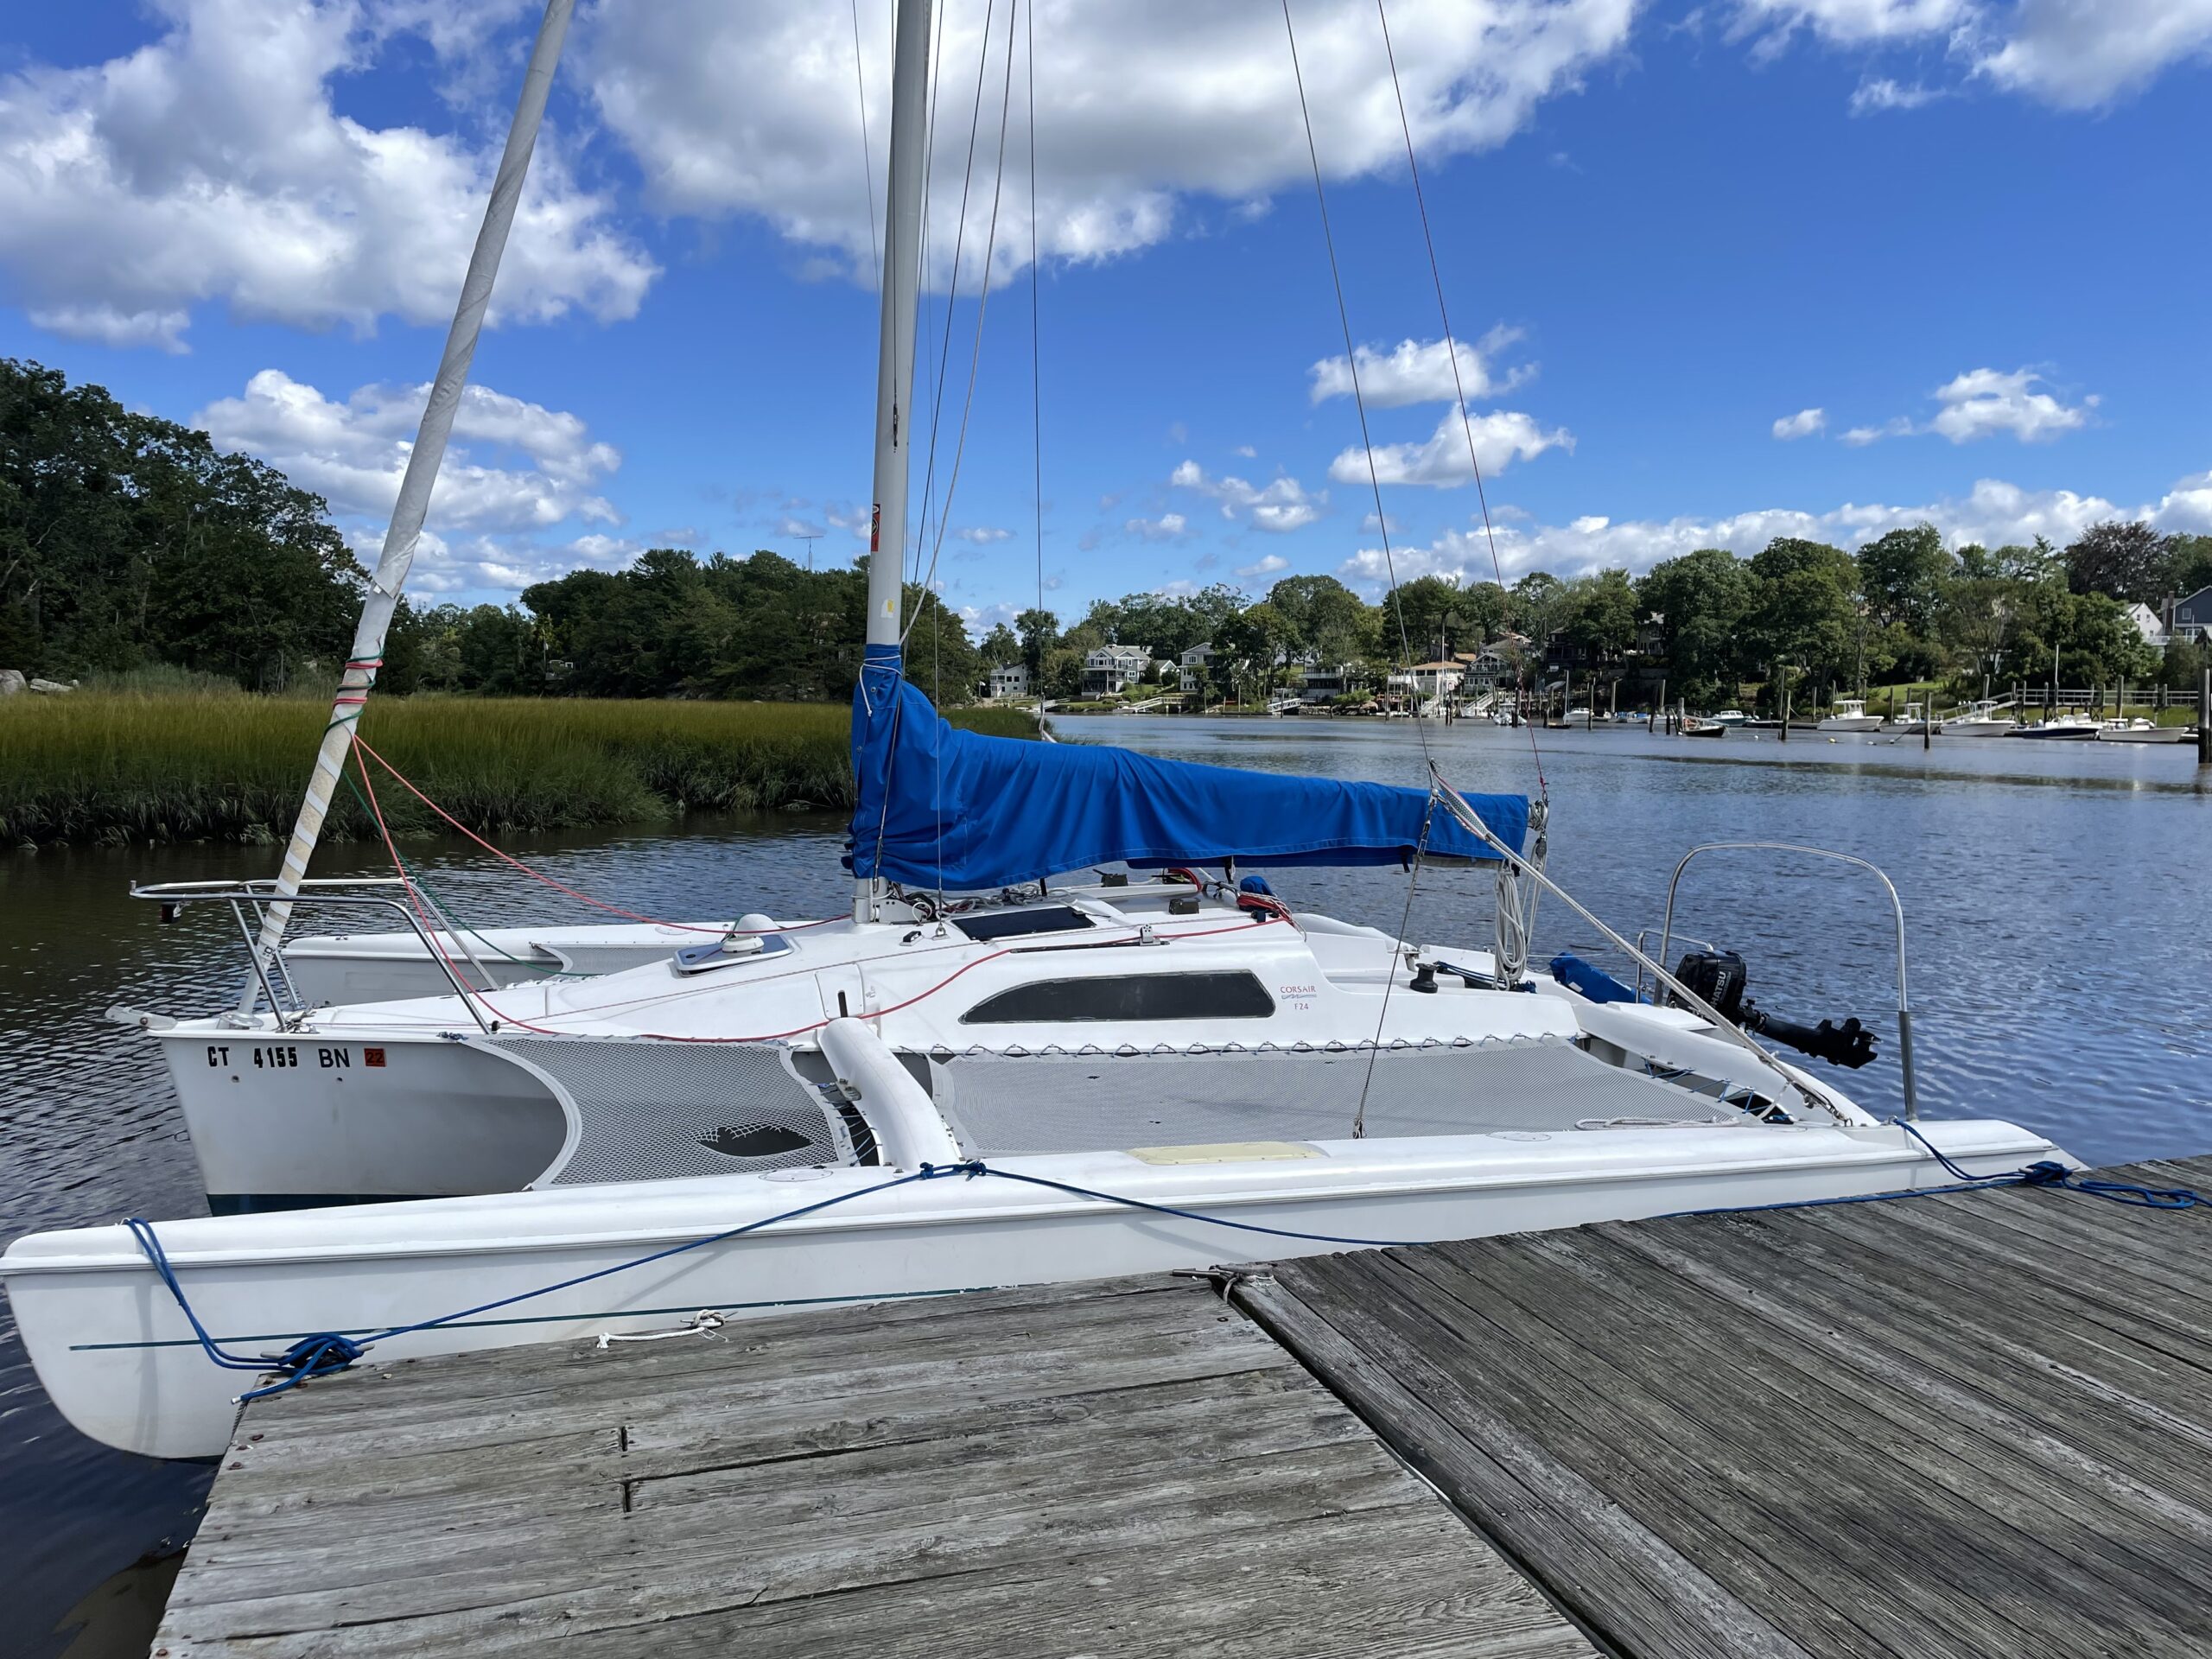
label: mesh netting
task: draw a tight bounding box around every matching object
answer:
[927,1037,1735,1156]
[494,1037,846,1186]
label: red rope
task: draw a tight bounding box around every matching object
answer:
[346,732,834,935]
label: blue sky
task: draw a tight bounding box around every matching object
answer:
[2,1,2207,632]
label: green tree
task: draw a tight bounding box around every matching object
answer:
[1636,548,1754,705]
[1,357,363,683]
[1559,569,1639,658]
[978,622,1021,668]
[2064,520,2166,603]
[1855,524,1953,636]
[1014,607,1060,677]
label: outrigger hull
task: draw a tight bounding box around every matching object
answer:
[0,1117,2068,1460]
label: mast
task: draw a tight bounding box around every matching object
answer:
[237,0,576,1014]
[856,0,934,919]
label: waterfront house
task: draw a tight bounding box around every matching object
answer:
[1388,660,1465,702]
[1300,663,1359,703]
[988,662,1031,700]
[2126,602,2169,648]
[1083,644,1154,696]
[1174,643,1217,690]
[2167,586,2212,645]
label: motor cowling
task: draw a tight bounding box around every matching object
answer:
[1669,948,1878,1070]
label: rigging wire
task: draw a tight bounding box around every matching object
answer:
[909,0,997,600]
[1280,0,1435,1135]
[905,0,1020,642]
[1278,0,1426,757]
[1373,0,1547,798]
[849,0,880,276]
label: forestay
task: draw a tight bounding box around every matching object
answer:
[849,648,1530,889]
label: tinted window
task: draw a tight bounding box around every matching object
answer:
[962,972,1274,1024]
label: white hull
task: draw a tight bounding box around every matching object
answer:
[0,1116,2067,1459]
[159,889,1715,1207]
[1942,720,2015,738]
[1815,716,1883,732]
[2095,725,2192,743]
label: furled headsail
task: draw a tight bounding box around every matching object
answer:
[849,649,1529,889]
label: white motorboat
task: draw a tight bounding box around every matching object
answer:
[1815,698,1883,733]
[1942,700,2017,738]
[1707,709,1748,728]
[2094,717,2192,744]
[2012,713,2100,741]
[1881,701,1941,735]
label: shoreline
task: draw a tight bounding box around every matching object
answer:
[0,693,1035,848]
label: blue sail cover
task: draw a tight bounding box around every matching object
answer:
[848,647,1529,890]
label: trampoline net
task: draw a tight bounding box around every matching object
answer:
[928,1037,1736,1157]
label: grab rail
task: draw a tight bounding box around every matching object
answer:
[129,881,495,1034]
[1655,842,1916,1119]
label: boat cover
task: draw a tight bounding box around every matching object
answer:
[849,647,1530,889]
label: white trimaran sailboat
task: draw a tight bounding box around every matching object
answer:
[5,0,2066,1459]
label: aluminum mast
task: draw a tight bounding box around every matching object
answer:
[237,0,575,1014]
[855,0,934,921]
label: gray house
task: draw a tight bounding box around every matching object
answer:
[2170,585,2212,644]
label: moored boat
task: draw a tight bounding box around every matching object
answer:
[1816,698,1883,733]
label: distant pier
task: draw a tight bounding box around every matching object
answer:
[157,1155,2211,1656]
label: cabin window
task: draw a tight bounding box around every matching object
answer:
[961,971,1275,1024]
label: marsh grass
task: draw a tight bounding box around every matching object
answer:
[0,693,1039,846]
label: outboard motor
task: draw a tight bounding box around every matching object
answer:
[1669,949,1878,1070]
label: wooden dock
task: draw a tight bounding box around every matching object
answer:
[156,1157,2211,1656]
[156,1275,1588,1657]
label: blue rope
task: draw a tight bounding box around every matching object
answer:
[1896,1121,2201,1210]
[914,1160,1433,1248]
[127,1136,2199,1401]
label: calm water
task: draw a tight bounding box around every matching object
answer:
[3,716,2209,1653]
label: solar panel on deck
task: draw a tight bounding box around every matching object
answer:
[952,906,1096,943]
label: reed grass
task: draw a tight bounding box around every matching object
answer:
[0,691,1039,846]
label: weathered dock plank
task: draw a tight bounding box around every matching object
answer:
[156,1274,1592,1658]
[1239,1156,2212,1659]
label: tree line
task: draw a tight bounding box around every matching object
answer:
[9,358,2208,709]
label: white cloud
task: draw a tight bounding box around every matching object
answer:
[1738,0,2212,111]
[1731,0,1971,48]
[1331,407,1571,487]
[1233,444,1258,459]
[1170,460,1324,532]
[1772,406,1826,440]
[24,302,193,353]
[1835,367,2093,447]
[1236,554,1291,579]
[0,0,656,350]
[1928,365,2093,443]
[582,0,1640,284]
[196,367,627,594]
[1974,0,2212,110]
[1308,328,1531,408]
[1125,512,1193,543]
[1332,462,2212,591]
[956,525,1014,543]
[1847,76,1947,113]
[776,515,828,539]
